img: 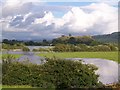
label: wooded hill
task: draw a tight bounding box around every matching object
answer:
[2,32,119,46]
[92,32,119,43]
[52,35,101,46]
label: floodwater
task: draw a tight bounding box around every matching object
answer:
[2,49,119,85]
[66,58,119,85]
[18,52,44,65]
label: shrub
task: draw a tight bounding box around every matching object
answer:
[22,47,30,52]
[93,45,111,51]
[2,58,103,89]
[42,58,103,89]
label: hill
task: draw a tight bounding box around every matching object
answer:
[92,32,120,43]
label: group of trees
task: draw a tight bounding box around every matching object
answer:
[2,39,23,45]
[32,43,118,52]
[2,55,103,89]
[2,39,50,46]
[24,39,50,46]
[2,43,25,50]
[52,36,101,46]
[2,43,30,52]
[2,35,102,46]
[92,32,120,43]
[33,48,52,52]
[53,44,118,52]
[2,35,119,52]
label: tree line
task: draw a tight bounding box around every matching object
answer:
[33,44,118,52]
[2,35,103,46]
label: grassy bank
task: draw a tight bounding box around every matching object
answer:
[39,52,119,63]
[1,54,22,59]
[2,85,32,88]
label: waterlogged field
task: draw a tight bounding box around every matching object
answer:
[39,52,119,63]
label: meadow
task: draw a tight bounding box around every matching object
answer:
[39,52,119,63]
[1,54,22,59]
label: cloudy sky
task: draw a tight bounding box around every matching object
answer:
[0,0,118,40]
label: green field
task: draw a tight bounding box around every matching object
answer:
[0,54,22,59]
[39,52,119,63]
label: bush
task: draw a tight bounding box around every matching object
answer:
[41,58,103,89]
[93,45,111,51]
[22,47,30,52]
[2,58,103,89]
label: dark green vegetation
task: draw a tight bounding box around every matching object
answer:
[2,55,104,89]
[2,32,119,52]
[52,35,104,46]
[33,43,118,52]
[33,48,53,52]
[2,43,24,50]
[52,44,118,52]
[92,32,120,43]
[22,47,30,52]
[2,43,30,52]
[2,39,50,46]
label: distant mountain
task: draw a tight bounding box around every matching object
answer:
[92,32,120,43]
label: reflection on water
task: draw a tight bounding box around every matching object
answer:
[18,55,44,65]
[67,58,119,85]
[2,51,24,54]
[27,46,53,51]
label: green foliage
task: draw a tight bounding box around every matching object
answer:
[38,48,52,52]
[41,58,102,89]
[52,35,97,45]
[2,57,103,89]
[53,44,71,52]
[22,47,30,52]
[53,44,118,52]
[2,43,25,50]
[93,45,111,51]
[93,32,120,43]
[33,48,53,52]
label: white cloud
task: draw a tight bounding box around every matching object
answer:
[4,0,40,6]
[33,3,117,35]
[1,1,118,40]
[34,11,54,26]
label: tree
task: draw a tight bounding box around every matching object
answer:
[42,39,49,46]
[22,47,30,52]
[69,34,72,37]
[68,37,76,44]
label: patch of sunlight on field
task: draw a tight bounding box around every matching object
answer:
[39,52,119,63]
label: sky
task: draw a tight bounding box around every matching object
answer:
[0,0,119,40]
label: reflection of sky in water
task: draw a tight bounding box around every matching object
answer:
[27,46,53,51]
[67,58,119,85]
